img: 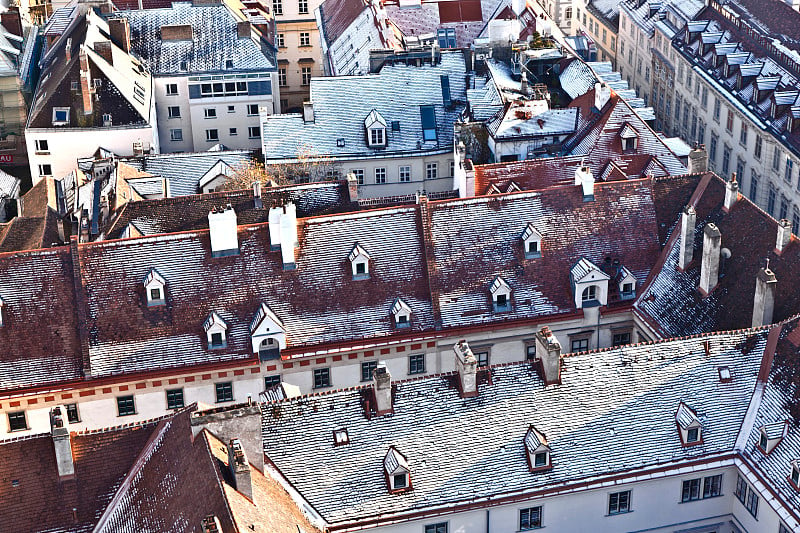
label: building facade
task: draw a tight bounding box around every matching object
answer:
[273,0,324,111]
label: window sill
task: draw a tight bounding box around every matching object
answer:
[117,413,137,417]
[215,399,234,404]
[605,511,633,517]
[8,427,28,432]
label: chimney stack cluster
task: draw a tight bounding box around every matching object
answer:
[227,438,253,501]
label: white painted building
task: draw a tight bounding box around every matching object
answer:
[110,1,279,154]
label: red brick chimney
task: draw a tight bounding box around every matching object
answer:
[94,41,113,65]
[79,49,93,115]
[108,18,131,53]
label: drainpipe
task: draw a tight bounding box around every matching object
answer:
[486,509,490,533]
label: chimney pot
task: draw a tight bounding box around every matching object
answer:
[373,361,393,415]
[775,219,792,254]
[752,267,777,327]
[699,223,722,295]
[534,326,561,385]
[453,340,478,397]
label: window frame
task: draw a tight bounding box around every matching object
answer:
[170,128,183,142]
[608,490,631,515]
[703,474,723,498]
[519,506,543,530]
[65,403,80,423]
[361,361,378,382]
[167,106,181,119]
[313,367,332,389]
[215,381,234,403]
[248,126,260,139]
[166,83,179,96]
[399,165,411,182]
[423,523,447,533]
[116,395,136,417]
[166,388,185,410]
[206,129,219,142]
[264,374,281,389]
[681,478,701,502]
[409,353,426,375]
[7,411,27,432]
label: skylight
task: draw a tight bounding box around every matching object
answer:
[420,105,437,141]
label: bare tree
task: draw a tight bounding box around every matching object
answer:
[221,145,339,191]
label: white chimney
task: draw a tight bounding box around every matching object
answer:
[279,203,298,270]
[752,267,777,328]
[227,438,253,502]
[268,206,282,250]
[699,223,722,295]
[687,144,708,174]
[723,175,739,212]
[512,0,525,15]
[50,407,74,478]
[346,172,358,203]
[373,361,393,415]
[533,326,561,385]
[594,82,612,110]
[678,206,696,270]
[253,181,262,209]
[208,205,239,257]
[303,101,314,123]
[453,340,478,397]
[775,218,792,254]
[574,165,594,201]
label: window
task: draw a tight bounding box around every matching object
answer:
[276,33,284,47]
[726,109,734,133]
[7,411,26,431]
[697,120,705,145]
[168,106,181,118]
[170,129,183,142]
[722,145,730,175]
[494,293,509,312]
[204,108,217,119]
[682,478,701,502]
[519,506,542,530]
[248,127,260,139]
[38,164,52,177]
[399,166,411,182]
[747,170,757,199]
[608,490,631,515]
[785,158,794,184]
[65,403,80,423]
[709,135,717,163]
[361,361,378,382]
[420,105,437,141]
[272,0,282,15]
[149,287,162,302]
[206,129,219,142]
[210,332,225,348]
[780,196,789,221]
[352,169,364,185]
[474,350,489,367]
[686,426,700,443]
[333,428,349,445]
[564,6,572,19]
[424,523,447,533]
[713,98,720,122]
[375,167,386,184]
[774,147,782,171]
[166,388,184,410]
[426,163,437,180]
[703,474,722,498]
[299,32,310,46]
[264,375,281,388]
[735,475,748,504]
[226,105,235,114]
[298,0,308,13]
[645,66,650,82]
[793,209,800,235]
[526,343,536,360]
[229,128,238,136]
[791,464,800,486]
[768,186,777,216]
[35,139,49,153]
[527,240,539,256]
[370,128,385,146]
[409,354,426,374]
[278,68,287,87]
[166,83,178,95]
[701,87,708,108]
[612,332,631,346]
[571,338,589,352]
[754,135,762,159]
[581,285,597,302]
[215,382,233,403]
[745,487,759,517]
[740,123,748,146]
[247,104,259,116]
[620,40,625,56]
[117,395,135,416]
[314,368,331,389]
[301,66,312,85]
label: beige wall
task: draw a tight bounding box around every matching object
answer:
[273,0,324,111]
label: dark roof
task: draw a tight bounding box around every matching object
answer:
[0,178,66,253]
[318,0,366,45]
[730,0,800,51]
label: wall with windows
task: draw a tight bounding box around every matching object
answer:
[333,152,455,198]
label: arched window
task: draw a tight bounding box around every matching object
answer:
[581,285,597,302]
[258,337,280,360]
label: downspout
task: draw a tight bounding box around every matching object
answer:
[486,509,490,533]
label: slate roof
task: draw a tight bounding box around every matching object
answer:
[0,177,66,253]
[635,173,800,337]
[487,106,579,140]
[317,0,368,45]
[104,181,355,239]
[261,329,768,524]
[112,2,276,75]
[262,50,467,162]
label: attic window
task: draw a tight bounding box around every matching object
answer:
[618,266,637,300]
[142,268,166,306]
[391,298,412,328]
[524,426,552,472]
[718,366,732,383]
[758,422,787,454]
[521,223,542,259]
[391,120,400,132]
[333,428,349,446]
[364,110,387,148]
[619,123,639,152]
[791,461,800,489]
[676,402,703,446]
[336,138,346,147]
[581,285,597,302]
[250,302,286,360]
[204,311,228,349]
[226,59,234,69]
[52,107,70,126]
[490,276,512,313]
[570,258,610,309]
[384,447,411,493]
[349,243,371,280]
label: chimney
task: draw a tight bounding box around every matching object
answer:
[678,206,696,270]
[279,203,298,270]
[372,361,393,415]
[699,223,722,295]
[722,174,739,212]
[303,101,314,123]
[208,204,239,257]
[50,407,74,478]
[574,166,594,201]
[132,140,145,156]
[94,40,113,65]
[775,218,792,254]
[1,8,23,38]
[533,326,561,385]
[453,340,478,397]
[268,205,282,250]
[752,266,777,327]
[161,24,193,41]
[237,20,251,38]
[346,172,358,202]
[688,144,708,174]
[79,49,93,115]
[520,71,528,95]
[594,82,611,111]
[252,181,262,209]
[201,515,223,533]
[65,38,72,62]
[108,18,131,53]
[227,439,253,501]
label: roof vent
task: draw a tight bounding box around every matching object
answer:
[717,366,732,383]
[775,219,792,254]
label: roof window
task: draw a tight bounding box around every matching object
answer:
[142,268,166,306]
[619,123,639,152]
[718,366,732,383]
[521,223,542,259]
[490,276,512,313]
[52,107,70,126]
[204,312,228,350]
[420,105,437,142]
[349,243,371,280]
[364,110,387,148]
[384,447,411,493]
[791,461,800,489]
[391,298,412,328]
[570,258,610,309]
[617,266,636,300]
[675,402,703,446]
[333,428,349,446]
[758,422,787,454]
[524,425,552,472]
[250,303,286,360]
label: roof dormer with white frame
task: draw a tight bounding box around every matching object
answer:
[524,425,552,472]
[521,223,542,259]
[758,421,788,455]
[570,258,610,309]
[203,311,228,350]
[364,109,388,149]
[490,276,512,313]
[143,268,167,307]
[384,446,411,493]
[791,460,800,490]
[349,244,371,280]
[391,298,412,329]
[619,122,639,152]
[675,402,703,446]
[250,302,286,360]
[617,266,637,301]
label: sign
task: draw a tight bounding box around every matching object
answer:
[0,155,13,163]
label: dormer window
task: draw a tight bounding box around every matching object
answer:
[142,268,167,306]
[524,426,552,472]
[384,447,411,493]
[250,302,286,360]
[618,266,636,300]
[570,258,610,309]
[581,286,597,302]
[758,422,787,454]
[619,123,639,152]
[521,223,542,259]
[391,298,412,328]
[349,244,371,280]
[490,276,512,313]
[364,109,387,148]
[790,461,800,489]
[204,312,228,350]
[676,402,703,446]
